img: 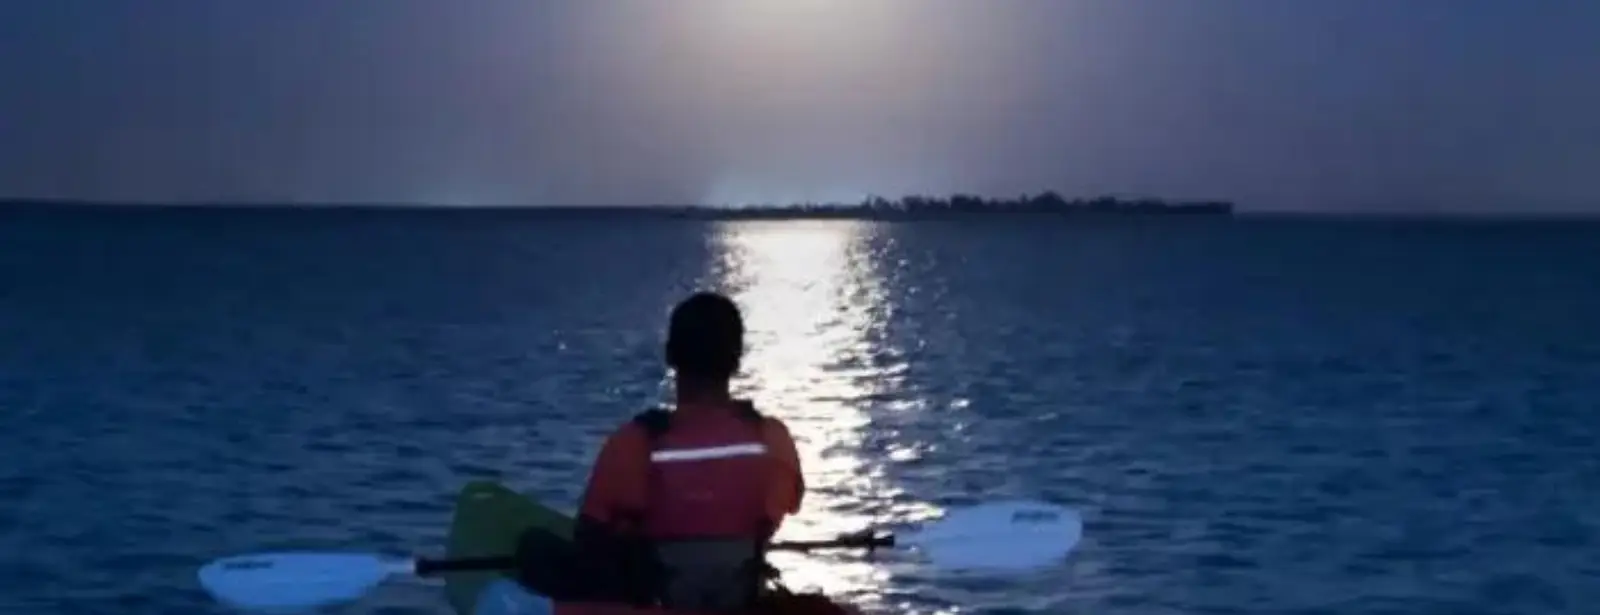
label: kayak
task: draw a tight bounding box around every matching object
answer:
[441,480,858,615]
[193,480,1078,613]
[441,480,575,614]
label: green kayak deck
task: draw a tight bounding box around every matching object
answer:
[443,481,575,615]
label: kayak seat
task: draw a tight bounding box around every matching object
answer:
[513,526,854,615]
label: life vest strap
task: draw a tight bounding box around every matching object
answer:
[624,401,773,611]
[631,401,765,440]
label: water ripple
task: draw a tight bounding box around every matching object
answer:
[4,216,1600,614]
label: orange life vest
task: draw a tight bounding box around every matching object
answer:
[633,402,774,540]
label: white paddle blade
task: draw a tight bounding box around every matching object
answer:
[907,500,1083,571]
[197,552,410,612]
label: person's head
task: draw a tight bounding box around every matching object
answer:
[664,291,744,386]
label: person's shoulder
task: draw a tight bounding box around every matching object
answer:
[756,413,796,443]
[602,415,655,447]
[755,413,802,477]
[627,406,674,436]
[756,413,791,429]
[610,420,646,436]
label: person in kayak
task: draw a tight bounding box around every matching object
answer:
[573,291,804,612]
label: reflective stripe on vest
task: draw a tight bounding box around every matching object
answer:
[640,411,772,541]
[650,443,767,463]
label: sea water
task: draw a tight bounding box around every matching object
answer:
[3,209,1598,614]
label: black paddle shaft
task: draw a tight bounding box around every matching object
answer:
[414,556,517,575]
[411,533,895,577]
[771,532,895,553]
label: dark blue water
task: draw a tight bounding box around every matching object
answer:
[4,210,1599,615]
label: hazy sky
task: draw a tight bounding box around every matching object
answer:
[2,1,1597,211]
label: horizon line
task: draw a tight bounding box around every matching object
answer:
[3,197,1599,220]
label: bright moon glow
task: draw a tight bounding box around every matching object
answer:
[707,220,943,609]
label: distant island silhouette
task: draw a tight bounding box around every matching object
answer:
[0,191,1233,219]
[679,192,1233,219]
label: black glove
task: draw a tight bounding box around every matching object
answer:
[513,527,580,599]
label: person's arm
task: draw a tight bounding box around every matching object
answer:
[573,424,658,605]
[760,418,805,540]
[577,424,649,537]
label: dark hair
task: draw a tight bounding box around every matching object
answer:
[664,292,744,381]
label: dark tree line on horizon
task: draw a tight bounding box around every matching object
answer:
[709,191,1233,215]
[0,190,1234,216]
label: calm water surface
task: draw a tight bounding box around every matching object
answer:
[3,211,1599,615]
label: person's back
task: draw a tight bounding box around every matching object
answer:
[574,292,804,613]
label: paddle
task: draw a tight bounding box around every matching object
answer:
[197,499,1083,612]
